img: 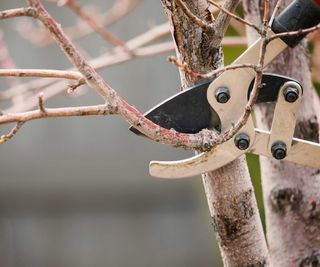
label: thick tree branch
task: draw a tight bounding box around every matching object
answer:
[213,0,241,46]
[209,0,261,34]
[161,0,267,266]
[174,0,214,30]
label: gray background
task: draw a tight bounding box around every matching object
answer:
[0,1,223,266]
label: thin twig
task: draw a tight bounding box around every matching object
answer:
[15,0,142,46]
[0,7,36,20]
[65,0,130,52]
[0,69,84,80]
[0,104,113,126]
[268,0,283,27]
[1,23,171,102]
[1,1,256,149]
[269,24,320,41]
[168,56,256,78]
[174,0,214,31]
[38,92,46,112]
[67,79,86,94]
[263,0,270,26]
[0,121,25,144]
[208,0,262,34]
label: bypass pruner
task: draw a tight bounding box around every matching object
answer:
[130,0,320,179]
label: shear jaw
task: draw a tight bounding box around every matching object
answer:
[150,80,320,179]
[149,116,255,179]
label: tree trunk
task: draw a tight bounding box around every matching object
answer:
[244,1,320,266]
[160,1,267,266]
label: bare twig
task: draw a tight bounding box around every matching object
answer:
[0,7,36,20]
[4,41,174,112]
[38,92,46,112]
[0,69,84,81]
[0,31,22,88]
[263,0,270,26]
[174,0,214,31]
[15,0,141,46]
[269,24,320,41]
[168,56,256,78]
[222,41,266,143]
[67,79,86,94]
[0,104,113,126]
[269,0,283,26]
[209,0,262,34]
[65,0,130,52]
[0,121,25,144]
[1,23,171,102]
[0,0,260,149]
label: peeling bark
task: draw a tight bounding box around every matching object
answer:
[160,1,267,266]
[243,1,320,266]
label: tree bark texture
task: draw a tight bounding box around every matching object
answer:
[160,1,267,266]
[244,1,320,266]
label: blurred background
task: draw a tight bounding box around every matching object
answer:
[0,1,272,267]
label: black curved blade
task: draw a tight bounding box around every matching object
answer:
[248,73,302,103]
[130,73,302,136]
[130,80,220,135]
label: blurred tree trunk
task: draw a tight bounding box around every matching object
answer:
[160,1,267,266]
[244,1,320,266]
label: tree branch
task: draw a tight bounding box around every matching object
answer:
[213,0,240,46]
[0,69,84,81]
[64,0,130,52]
[174,0,214,31]
[0,122,25,144]
[0,7,36,20]
[209,0,262,34]
[0,104,113,125]
[160,0,267,266]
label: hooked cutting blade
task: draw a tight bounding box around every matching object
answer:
[130,80,220,135]
[129,74,300,136]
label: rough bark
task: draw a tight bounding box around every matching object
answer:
[243,1,320,266]
[160,1,268,266]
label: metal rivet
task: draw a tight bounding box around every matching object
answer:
[271,142,287,160]
[235,133,250,150]
[283,87,299,103]
[215,87,230,103]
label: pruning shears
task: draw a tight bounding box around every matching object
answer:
[130,0,320,179]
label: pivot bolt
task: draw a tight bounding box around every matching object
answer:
[271,142,287,160]
[235,133,250,150]
[283,87,299,103]
[215,87,230,103]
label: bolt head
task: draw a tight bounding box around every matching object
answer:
[235,133,250,150]
[271,142,287,160]
[215,87,230,103]
[283,87,299,103]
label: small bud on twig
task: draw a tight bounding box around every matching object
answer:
[38,92,46,112]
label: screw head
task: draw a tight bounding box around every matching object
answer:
[215,87,230,103]
[271,142,287,160]
[283,87,299,103]
[235,133,250,150]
